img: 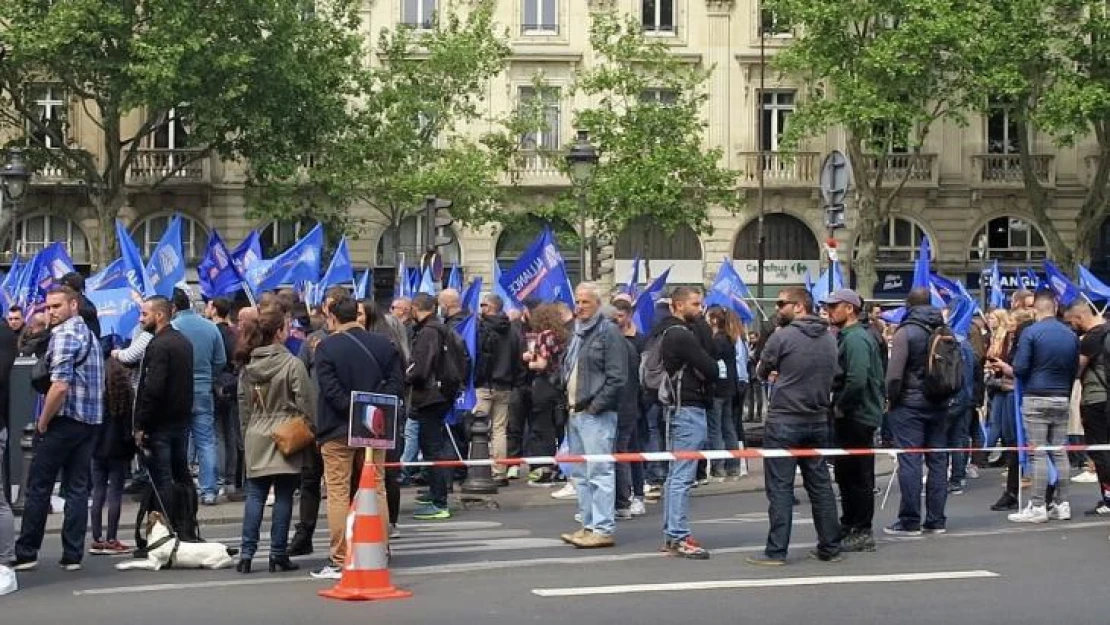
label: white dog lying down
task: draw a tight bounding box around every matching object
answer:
[116,512,235,571]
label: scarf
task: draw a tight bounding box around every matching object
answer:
[563,312,602,384]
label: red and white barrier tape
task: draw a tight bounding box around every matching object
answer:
[383,443,1110,469]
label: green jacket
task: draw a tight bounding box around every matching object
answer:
[834,323,885,428]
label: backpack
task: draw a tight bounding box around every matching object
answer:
[435,324,472,398]
[909,321,964,402]
[639,325,688,407]
[134,481,202,550]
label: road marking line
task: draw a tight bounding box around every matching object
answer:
[531,570,1001,597]
[74,577,321,596]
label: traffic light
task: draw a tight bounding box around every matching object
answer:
[422,195,456,251]
[594,235,615,278]
[819,151,849,231]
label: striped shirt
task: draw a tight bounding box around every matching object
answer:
[47,315,104,425]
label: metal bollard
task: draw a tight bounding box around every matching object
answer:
[12,422,34,515]
[461,410,498,495]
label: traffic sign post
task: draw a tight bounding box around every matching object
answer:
[819,150,851,300]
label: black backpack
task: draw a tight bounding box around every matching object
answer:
[909,321,964,402]
[435,324,472,399]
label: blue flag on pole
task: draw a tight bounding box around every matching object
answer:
[492,262,519,315]
[930,272,960,302]
[462,277,483,315]
[146,215,186,298]
[811,261,845,306]
[989,260,1006,310]
[705,259,754,324]
[446,264,463,292]
[18,242,76,307]
[623,255,640,298]
[912,237,945,307]
[632,267,671,334]
[321,237,354,290]
[197,230,243,299]
[87,287,140,339]
[231,231,263,277]
[498,226,574,309]
[1078,265,1110,301]
[116,219,154,298]
[1042,260,1081,306]
[451,313,479,419]
[393,256,409,299]
[87,257,131,292]
[354,268,371,300]
[418,266,437,295]
[0,255,22,308]
[246,223,324,294]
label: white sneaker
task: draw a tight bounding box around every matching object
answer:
[507,466,521,480]
[573,512,582,524]
[1048,501,1072,521]
[389,523,401,539]
[630,498,647,516]
[966,465,980,479]
[551,483,577,500]
[1008,502,1049,524]
[1071,470,1098,483]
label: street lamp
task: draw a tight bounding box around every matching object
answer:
[0,149,31,260]
[565,130,598,282]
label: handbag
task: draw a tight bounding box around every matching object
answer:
[31,333,92,395]
[253,385,314,457]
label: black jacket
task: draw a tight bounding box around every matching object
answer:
[617,335,643,426]
[476,312,523,390]
[135,327,195,433]
[78,293,101,339]
[712,333,739,398]
[655,316,719,409]
[407,316,450,410]
[887,306,946,409]
[0,321,16,432]
[444,311,470,333]
[315,327,404,444]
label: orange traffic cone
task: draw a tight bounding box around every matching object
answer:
[319,461,412,601]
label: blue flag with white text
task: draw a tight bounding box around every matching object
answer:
[197,230,243,299]
[87,257,131,292]
[498,227,574,309]
[18,243,76,307]
[1078,265,1110,302]
[116,219,154,298]
[88,287,140,339]
[246,223,324,294]
[146,215,186,298]
[1043,260,1081,306]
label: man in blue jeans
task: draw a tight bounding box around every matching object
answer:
[885,288,951,536]
[171,288,226,505]
[560,283,627,549]
[655,287,718,558]
[748,287,841,566]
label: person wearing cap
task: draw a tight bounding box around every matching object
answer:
[825,289,885,552]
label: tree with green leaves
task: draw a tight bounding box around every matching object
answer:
[766,0,980,297]
[0,0,365,265]
[255,0,532,262]
[552,12,739,262]
[970,0,1110,269]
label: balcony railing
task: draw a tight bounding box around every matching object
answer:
[126,148,210,185]
[32,163,72,183]
[972,153,1055,187]
[512,150,566,186]
[738,151,819,187]
[864,152,939,186]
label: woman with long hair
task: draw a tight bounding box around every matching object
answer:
[522,303,570,485]
[89,358,137,555]
[234,308,316,574]
[706,307,743,479]
[984,308,1024,511]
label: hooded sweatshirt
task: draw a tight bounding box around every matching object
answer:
[757,315,839,424]
[238,343,316,478]
[476,312,523,389]
[887,305,946,409]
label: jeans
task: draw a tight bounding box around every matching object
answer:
[1022,395,1071,507]
[90,457,128,542]
[191,393,218,498]
[946,403,972,486]
[833,420,876,534]
[216,400,243,489]
[414,403,453,508]
[663,406,707,541]
[145,427,191,518]
[293,446,323,540]
[16,417,97,563]
[1080,402,1110,503]
[0,429,14,564]
[762,421,841,560]
[567,410,618,536]
[889,405,949,529]
[643,401,668,484]
[476,387,512,478]
[615,416,642,511]
[401,417,420,478]
[240,473,298,559]
[708,396,738,475]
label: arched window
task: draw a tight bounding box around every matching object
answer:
[376,215,461,266]
[4,215,90,264]
[733,213,820,260]
[496,215,580,283]
[130,214,209,265]
[968,216,1047,262]
[852,217,930,264]
[615,217,702,260]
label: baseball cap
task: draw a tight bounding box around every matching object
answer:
[823,289,863,308]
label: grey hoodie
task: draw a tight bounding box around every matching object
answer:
[757,316,840,424]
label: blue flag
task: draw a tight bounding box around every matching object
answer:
[146,215,186,298]
[811,261,845,307]
[246,223,324,294]
[452,313,479,419]
[1042,260,1081,306]
[705,259,754,324]
[911,237,945,307]
[18,243,76,307]
[881,307,907,324]
[394,256,410,299]
[354,268,371,300]
[321,237,354,290]
[1014,379,1030,473]
[492,261,518,314]
[197,230,243,299]
[930,272,960,302]
[418,266,437,295]
[1078,265,1110,301]
[87,287,140,339]
[447,264,463,292]
[623,255,640,299]
[498,226,574,309]
[87,257,131,292]
[231,231,263,277]
[116,219,154,298]
[947,286,976,339]
[632,267,671,334]
[989,260,1006,310]
[0,255,22,308]
[462,277,483,315]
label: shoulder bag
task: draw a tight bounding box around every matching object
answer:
[254,381,314,457]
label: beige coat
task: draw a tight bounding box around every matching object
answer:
[238,343,317,479]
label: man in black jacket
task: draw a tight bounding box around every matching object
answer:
[134,296,195,525]
[310,294,403,580]
[475,294,523,485]
[206,297,242,500]
[654,287,718,559]
[406,293,456,521]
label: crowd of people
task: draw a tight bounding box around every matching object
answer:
[0,271,1107,586]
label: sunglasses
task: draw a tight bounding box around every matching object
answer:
[775,300,797,308]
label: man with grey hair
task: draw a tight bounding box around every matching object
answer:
[560,283,628,549]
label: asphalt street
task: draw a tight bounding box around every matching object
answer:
[4,467,1108,625]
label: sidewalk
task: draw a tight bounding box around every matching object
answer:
[42,456,897,534]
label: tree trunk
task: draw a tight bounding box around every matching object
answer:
[1016,118,1071,269]
[844,135,885,300]
[1073,125,1110,269]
